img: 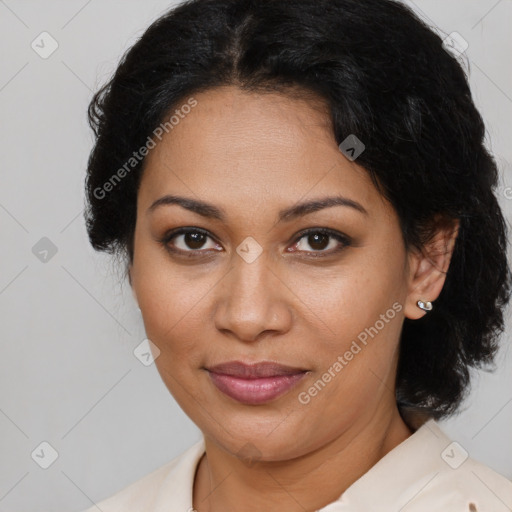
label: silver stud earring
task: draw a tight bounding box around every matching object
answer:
[417,300,433,312]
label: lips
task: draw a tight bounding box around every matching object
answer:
[205,361,308,404]
[207,361,307,378]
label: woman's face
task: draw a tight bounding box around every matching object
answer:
[130,86,418,461]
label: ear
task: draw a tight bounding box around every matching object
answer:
[404,217,460,320]
[128,263,139,308]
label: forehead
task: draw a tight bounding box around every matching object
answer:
[138,86,382,218]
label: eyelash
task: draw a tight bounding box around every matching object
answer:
[158,227,351,259]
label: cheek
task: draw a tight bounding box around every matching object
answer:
[284,252,405,349]
[132,221,407,361]
[284,253,406,419]
[137,275,207,353]
[131,244,208,358]
[134,268,209,404]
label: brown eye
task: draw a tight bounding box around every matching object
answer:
[159,227,221,256]
[183,231,208,249]
[305,232,330,251]
[290,228,351,256]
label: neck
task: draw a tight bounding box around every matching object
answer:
[193,406,414,512]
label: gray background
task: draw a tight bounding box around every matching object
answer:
[0,1,511,510]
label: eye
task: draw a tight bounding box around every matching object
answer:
[159,227,221,257]
[288,228,351,257]
[158,226,351,259]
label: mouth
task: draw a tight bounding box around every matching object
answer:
[205,361,309,405]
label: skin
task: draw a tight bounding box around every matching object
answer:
[129,85,459,512]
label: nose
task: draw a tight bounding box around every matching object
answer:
[213,252,293,343]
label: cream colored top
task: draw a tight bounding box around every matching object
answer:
[82,420,512,511]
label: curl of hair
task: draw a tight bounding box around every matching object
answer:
[84,0,511,419]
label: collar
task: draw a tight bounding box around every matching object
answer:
[318,419,453,510]
[152,420,460,511]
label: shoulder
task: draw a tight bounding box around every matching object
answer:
[80,460,176,512]
[388,421,512,511]
[335,419,512,512]
[404,455,512,511]
[79,438,205,512]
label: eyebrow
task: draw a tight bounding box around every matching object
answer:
[147,194,368,222]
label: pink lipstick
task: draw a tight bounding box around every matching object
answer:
[206,361,308,405]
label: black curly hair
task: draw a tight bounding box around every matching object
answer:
[84,0,511,420]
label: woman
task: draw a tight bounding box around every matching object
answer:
[82,0,512,510]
